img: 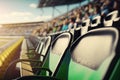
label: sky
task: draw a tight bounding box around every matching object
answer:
[0,0,88,24]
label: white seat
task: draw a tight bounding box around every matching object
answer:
[81,19,90,35]
[69,27,119,80]
[91,15,101,27]
[104,10,120,27]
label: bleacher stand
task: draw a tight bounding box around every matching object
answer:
[4,0,120,80]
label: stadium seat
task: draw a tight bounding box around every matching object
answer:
[73,23,82,41]
[39,32,72,76]
[0,37,23,79]
[31,39,44,59]
[26,37,45,59]
[26,39,35,50]
[29,36,39,48]
[30,36,51,69]
[81,19,90,35]
[90,15,101,28]
[69,27,119,80]
[104,10,120,27]
[31,36,51,59]
[69,28,75,36]
[88,15,104,31]
[74,28,81,41]
[0,59,3,67]
[39,36,51,62]
[34,39,41,53]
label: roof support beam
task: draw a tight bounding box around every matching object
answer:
[52,6,55,18]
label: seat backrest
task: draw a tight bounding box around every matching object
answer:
[35,37,48,55]
[40,36,52,61]
[35,40,41,52]
[88,15,103,31]
[37,41,44,54]
[50,32,72,76]
[26,39,35,50]
[69,28,74,36]
[104,10,120,27]
[69,27,118,80]
[29,36,39,48]
[74,28,81,41]
[81,19,90,35]
[41,32,72,76]
[91,15,101,28]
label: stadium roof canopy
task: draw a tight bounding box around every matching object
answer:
[38,0,84,8]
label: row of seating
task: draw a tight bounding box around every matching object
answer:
[4,27,120,80]
[3,36,52,79]
[26,38,35,50]
[4,10,120,80]
[0,37,23,79]
[0,38,23,67]
[48,10,120,42]
[28,35,40,49]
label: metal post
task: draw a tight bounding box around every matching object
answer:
[40,8,44,16]
[79,2,81,7]
[67,5,69,16]
[52,6,55,18]
[55,7,61,14]
[67,5,69,13]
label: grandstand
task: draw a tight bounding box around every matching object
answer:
[0,0,120,80]
[0,21,44,36]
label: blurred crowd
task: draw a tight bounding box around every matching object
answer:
[32,0,120,36]
[0,25,40,36]
[0,0,119,36]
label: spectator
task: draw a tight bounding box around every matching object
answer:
[48,27,53,34]
[101,0,110,15]
[74,12,82,28]
[52,21,57,33]
[113,0,120,11]
[82,12,89,20]
[68,17,76,30]
[56,21,62,32]
[75,10,82,23]
[88,3,94,15]
[90,4,100,19]
[42,26,48,36]
[61,18,69,31]
[55,24,61,32]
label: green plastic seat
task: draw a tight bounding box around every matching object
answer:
[39,32,72,77]
[69,27,119,80]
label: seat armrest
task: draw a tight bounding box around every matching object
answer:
[32,67,52,76]
[4,59,42,80]
[14,75,60,80]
